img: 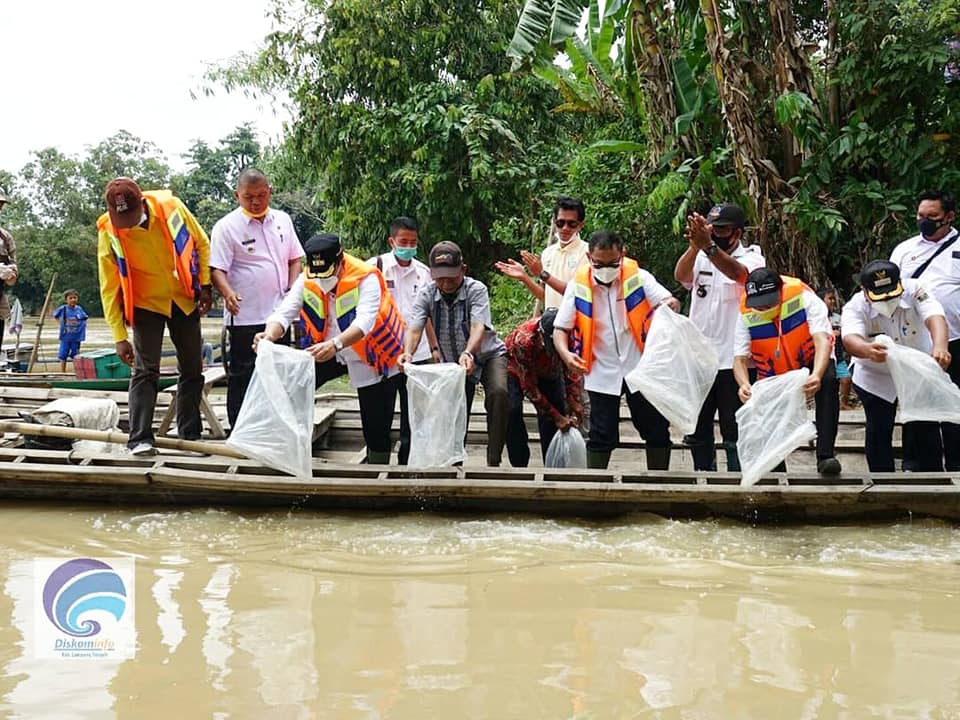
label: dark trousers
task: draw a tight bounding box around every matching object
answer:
[942,339,960,471]
[128,305,203,447]
[465,354,510,466]
[314,359,399,457]
[772,360,840,471]
[506,373,566,467]
[689,369,745,470]
[587,382,671,457]
[855,383,943,472]
[225,323,290,428]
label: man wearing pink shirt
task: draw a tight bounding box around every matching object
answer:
[210,168,305,427]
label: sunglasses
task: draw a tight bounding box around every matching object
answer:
[554,219,580,229]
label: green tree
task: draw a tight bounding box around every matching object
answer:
[211,0,583,271]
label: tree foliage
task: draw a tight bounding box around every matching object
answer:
[211,0,586,268]
[510,0,960,291]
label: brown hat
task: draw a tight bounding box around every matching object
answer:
[428,241,464,279]
[104,177,144,229]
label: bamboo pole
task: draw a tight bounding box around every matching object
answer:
[27,272,58,373]
[0,421,247,459]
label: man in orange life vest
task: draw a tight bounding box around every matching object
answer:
[733,268,842,475]
[553,230,681,470]
[97,177,212,456]
[255,234,406,465]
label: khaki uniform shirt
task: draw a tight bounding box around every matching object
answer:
[0,226,17,321]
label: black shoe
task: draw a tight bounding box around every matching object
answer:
[817,457,841,475]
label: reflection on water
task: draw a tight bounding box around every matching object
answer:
[0,504,958,718]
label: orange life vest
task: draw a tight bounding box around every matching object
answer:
[739,275,816,378]
[299,253,406,376]
[568,257,654,373]
[97,190,201,326]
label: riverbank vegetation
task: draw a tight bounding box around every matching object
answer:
[2,0,957,331]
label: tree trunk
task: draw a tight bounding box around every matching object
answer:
[700,0,823,283]
[826,0,841,130]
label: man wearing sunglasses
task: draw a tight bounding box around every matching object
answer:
[553,231,680,470]
[495,195,589,310]
[674,203,765,472]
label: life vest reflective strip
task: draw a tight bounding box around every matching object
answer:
[739,275,816,378]
[298,253,406,375]
[569,257,653,374]
[96,190,201,326]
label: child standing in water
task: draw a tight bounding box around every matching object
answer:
[52,289,88,372]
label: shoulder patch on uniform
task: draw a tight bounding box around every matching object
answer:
[916,288,929,302]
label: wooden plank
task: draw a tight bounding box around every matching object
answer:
[157,366,227,439]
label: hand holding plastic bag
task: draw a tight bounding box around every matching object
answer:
[227,340,316,478]
[545,428,587,468]
[406,362,467,467]
[736,368,817,486]
[625,305,719,434]
[876,334,960,423]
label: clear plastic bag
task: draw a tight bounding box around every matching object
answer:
[624,305,720,434]
[736,368,817,486]
[544,428,587,468]
[226,340,316,478]
[877,334,960,423]
[405,362,467,467]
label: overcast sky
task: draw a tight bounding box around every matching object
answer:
[1,0,289,175]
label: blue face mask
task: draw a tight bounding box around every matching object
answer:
[393,246,417,261]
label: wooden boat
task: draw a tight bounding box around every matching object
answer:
[0,389,958,522]
[0,445,956,522]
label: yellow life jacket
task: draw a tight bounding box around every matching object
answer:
[299,253,405,375]
[96,190,200,326]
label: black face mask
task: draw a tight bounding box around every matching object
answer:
[711,232,736,252]
[918,217,944,238]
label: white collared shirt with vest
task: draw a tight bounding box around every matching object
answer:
[554,266,673,395]
[267,272,397,388]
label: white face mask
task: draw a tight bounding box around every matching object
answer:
[592,266,619,285]
[316,276,339,293]
[871,297,900,318]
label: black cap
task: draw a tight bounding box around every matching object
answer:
[706,203,746,228]
[744,268,783,308]
[428,241,464,279]
[303,233,343,278]
[860,260,904,301]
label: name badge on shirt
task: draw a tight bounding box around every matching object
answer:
[953,251,960,259]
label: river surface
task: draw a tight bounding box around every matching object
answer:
[0,503,958,718]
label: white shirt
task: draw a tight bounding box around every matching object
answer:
[840,279,944,402]
[266,272,396,388]
[368,252,432,362]
[541,235,589,309]
[554,267,673,395]
[682,243,765,369]
[733,289,833,361]
[210,208,304,326]
[890,228,960,340]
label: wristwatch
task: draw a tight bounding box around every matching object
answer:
[704,243,720,257]
[539,270,550,281]
[332,336,344,351]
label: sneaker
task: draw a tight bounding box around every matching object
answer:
[817,457,841,475]
[130,442,158,457]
